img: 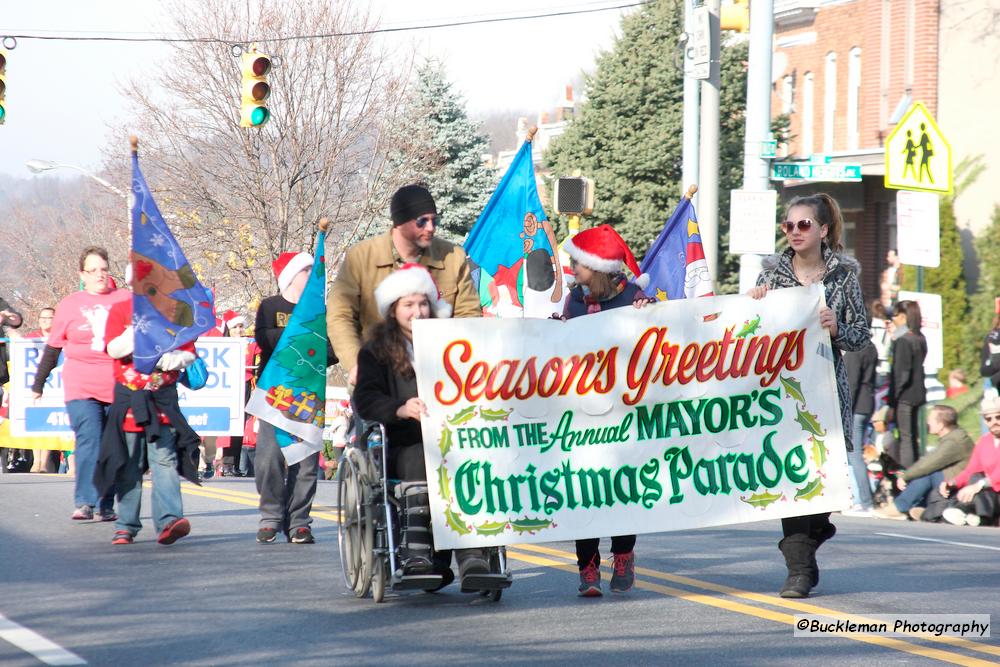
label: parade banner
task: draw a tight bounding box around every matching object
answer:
[413,285,852,549]
[6,338,246,437]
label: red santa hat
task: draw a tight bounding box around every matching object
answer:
[374,264,452,319]
[222,309,246,329]
[272,252,313,293]
[562,224,649,289]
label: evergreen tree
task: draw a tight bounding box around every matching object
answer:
[544,0,750,292]
[961,204,1000,377]
[901,196,969,377]
[399,60,498,242]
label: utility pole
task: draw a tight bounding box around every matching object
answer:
[682,0,700,211]
[738,0,775,292]
[698,0,721,284]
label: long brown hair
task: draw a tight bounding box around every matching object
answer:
[585,270,618,301]
[893,299,923,335]
[365,298,438,378]
[786,193,844,253]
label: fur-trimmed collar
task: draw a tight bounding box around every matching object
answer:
[761,244,861,279]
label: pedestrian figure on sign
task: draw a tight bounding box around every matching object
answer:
[902,130,918,181]
[918,123,934,183]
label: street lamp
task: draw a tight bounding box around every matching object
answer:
[25,159,129,200]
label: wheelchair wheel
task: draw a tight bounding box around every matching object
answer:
[336,449,373,598]
[372,554,386,603]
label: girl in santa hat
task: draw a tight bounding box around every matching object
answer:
[561,224,653,596]
[354,264,501,593]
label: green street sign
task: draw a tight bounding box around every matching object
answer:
[770,162,862,182]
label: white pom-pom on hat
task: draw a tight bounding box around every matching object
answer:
[375,264,452,319]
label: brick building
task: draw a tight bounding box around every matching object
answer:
[769,0,997,298]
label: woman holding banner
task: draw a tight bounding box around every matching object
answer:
[749,194,870,598]
[561,224,653,597]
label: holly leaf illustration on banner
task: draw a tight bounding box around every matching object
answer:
[438,428,453,458]
[510,517,553,534]
[480,407,513,422]
[811,437,828,467]
[741,490,783,508]
[795,405,827,437]
[779,375,806,404]
[447,406,478,426]
[735,315,762,338]
[795,477,825,500]
[445,507,471,535]
[438,465,452,503]
[475,521,509,536]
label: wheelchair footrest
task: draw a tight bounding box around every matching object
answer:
[460,573,512,592]
[392,573,444,591]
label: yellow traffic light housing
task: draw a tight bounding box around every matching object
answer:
[0,50,7,125]
[721,0,750,33]
[240,49,271,128]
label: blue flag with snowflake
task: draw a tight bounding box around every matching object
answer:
[130,152,216,374]
[245,230,328,464]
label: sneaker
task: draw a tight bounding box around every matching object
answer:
[256,527,279,544]
[157,517,191,545]
[99,509,118,522]
[942,508,968,526]
[72,506,94,521]
[111,530,134,545]
[908,507,926,521]
[288,527,315,544]
[872,504,907,521]
[610,551,636,592]
[966,513,982,527]
[841,506,874,517]
[578,556,603,597]
[200,466,214,480]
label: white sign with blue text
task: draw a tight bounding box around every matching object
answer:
[9,338,246,436]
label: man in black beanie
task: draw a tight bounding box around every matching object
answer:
[328,184,480,385]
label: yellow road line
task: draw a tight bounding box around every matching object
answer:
[515,543,1000,660]
[178,483,997,665]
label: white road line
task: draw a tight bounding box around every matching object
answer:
[875,532,1000,552]
[0,614,86,665]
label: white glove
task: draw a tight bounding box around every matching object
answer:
[156,350,197,371]
[107,326,134,359]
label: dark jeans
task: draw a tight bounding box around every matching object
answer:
[894,470,944,512]
[924,474,999,523]
[240,446,255,477]
[65,398,114,511]
[576,535,637,569]
[895,402,921,468]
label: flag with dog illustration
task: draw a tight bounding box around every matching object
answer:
[130,144,216,373]
[246,225,329,464]
[412,285,852,549]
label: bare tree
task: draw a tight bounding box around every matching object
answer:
[108,0,417,311]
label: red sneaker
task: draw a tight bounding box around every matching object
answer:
[111,530,134,545]
[577,555,603,597]
[157,518,191,545]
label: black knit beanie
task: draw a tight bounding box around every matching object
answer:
[390,185,437,225]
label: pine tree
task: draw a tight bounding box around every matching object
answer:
[961,204,1000,378]
[901,196,969,377]
[544,0,750,292]
[396,60,498,243]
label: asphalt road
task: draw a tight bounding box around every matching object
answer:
[1,473,998,666]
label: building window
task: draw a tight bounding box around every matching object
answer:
[802,72,815,158]
[824,52,837,153]
[847,47,861,150]
[782,74,795,115]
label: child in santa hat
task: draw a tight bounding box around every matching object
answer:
[353,264,502,593]
[561,223,653,596]
[253,251,337,544]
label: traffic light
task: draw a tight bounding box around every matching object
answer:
[0,50,7,125]
[721,0,750,33]
[239,49,271,128]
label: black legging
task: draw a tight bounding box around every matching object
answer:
[895,402,922,468]
[576,535,636,569]
[781,512,833,539]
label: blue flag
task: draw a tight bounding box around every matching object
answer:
[639,196,715,301]
[130,153,216,373]
[464,140,566,317]
[245,230,328,464]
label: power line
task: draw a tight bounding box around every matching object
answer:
[2,2,649,45]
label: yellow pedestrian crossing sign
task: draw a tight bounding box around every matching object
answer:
[885,102,952,195]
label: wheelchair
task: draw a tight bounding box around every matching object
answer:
[336,422,512,603]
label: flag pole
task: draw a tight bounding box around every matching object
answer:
[684,184,698,201]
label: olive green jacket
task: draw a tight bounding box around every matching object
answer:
[903,427,974,482]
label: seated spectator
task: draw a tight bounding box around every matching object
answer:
[870,406,900,465]
[872,405,973,521]
[946,369,968,399]
[920,397,1000,526]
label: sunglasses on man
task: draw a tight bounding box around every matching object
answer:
[414,214,439,229]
